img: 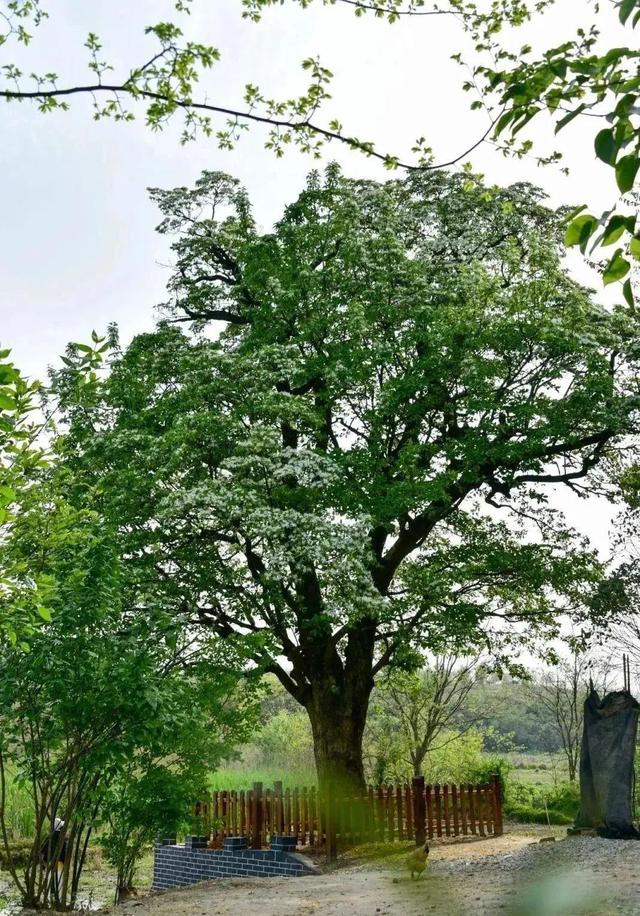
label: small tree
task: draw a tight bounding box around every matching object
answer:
[99,766,192,902]
[529,655,593,783]
[0,484,256,909]
[365,656,484,780]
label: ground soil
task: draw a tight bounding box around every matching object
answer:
[104,826,640,916]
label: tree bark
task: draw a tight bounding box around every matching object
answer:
[305,674,371,796]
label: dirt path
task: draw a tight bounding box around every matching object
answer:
[112,833,640,916]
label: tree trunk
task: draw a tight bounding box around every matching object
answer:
[304,672,373,858]
[306,676,370,797]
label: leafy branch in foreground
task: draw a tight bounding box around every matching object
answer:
[2,0,639,290]
[0,0,398,163]
[0,1,540,168]
[0,349,50,647]
[468,0,640,305]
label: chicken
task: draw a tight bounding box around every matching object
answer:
[406,841,430,879]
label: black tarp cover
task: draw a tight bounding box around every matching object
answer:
[575,689,640,839]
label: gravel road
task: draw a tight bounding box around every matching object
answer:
[111,834,640,916]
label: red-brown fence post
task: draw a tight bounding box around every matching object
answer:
[252,781,263,849]
[396,784,404,841]
[491,774,503,837]
[434,784,443,838]
[412,775,426,846]
[274,780,283,836]
[451,784,459,836]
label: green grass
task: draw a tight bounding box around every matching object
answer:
[208,753,570,793]
[208,767,317,790]
[500,752,569,787]
[0,770,35,839]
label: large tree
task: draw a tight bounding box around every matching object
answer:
[56,166,639,793]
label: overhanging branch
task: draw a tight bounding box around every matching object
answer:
[0,82,498,172]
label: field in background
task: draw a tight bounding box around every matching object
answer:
[208,767,316,790]
[209,753,571,793]
[503,752,569,786]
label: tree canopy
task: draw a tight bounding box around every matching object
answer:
[53,165,640,791]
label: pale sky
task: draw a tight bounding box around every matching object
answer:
[0,0,629,555]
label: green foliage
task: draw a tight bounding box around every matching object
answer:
[100,765,203,899]
[1,0,639,307]
[0,838,43,871]
[0,350,51,646]
[0,770,35,839]
[464,1,640,298]
[0,837,102,872]
[0,481,257,909]
[254,710,315,773]
[364,657,487,781]
[505,781,579,825]
[464,752,511,791]
[51,165,640,788]
[1,0,635,203]
[477,680,562,754]
[383,727,509,789]
[208,767,317,789]
[0,1,344,157]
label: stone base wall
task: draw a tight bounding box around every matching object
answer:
[152,837,318,890]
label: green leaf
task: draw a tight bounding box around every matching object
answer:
[564,214,597,251]
[0,394,17,411]
[36,606,52,622]
[603,248,631,285]
[562,205,587,224]
[623,279,634,307]
[555,104,586,133]
[0,485,16,506]
[0,365,18,384]
[630,235,640,258]
[602,215,629,246]
[615,155,640,193]
[494,110,514,136]
[619,0,638,25]
[594,128,617,165]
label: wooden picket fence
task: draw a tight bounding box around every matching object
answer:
[195,775,503,849]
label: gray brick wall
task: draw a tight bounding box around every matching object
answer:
[152,837,318,890]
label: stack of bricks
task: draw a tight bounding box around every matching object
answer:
[152,835,318,890]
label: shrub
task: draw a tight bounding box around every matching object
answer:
[506,804,574,825]
[100,764,206,900]
[422,731,486,784]
[467,754,511,792]
[505,780,579,825]
[253,711,315,774]
[0,838,34,870]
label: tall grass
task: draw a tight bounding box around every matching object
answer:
[208,767,317,791]
[1,770,35,839]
